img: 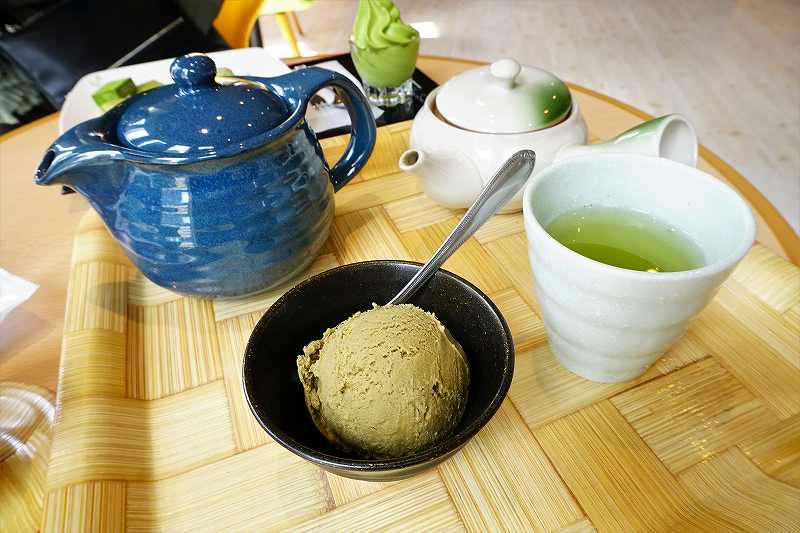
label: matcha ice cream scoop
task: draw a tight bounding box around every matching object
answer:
[296,304,469,459]
[351,0,420,88]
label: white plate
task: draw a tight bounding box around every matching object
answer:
[59,48,291,134]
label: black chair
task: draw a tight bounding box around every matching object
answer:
[0,0,228,111]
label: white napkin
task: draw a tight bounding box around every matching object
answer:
[0,269,38,323]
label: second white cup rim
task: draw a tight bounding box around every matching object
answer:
[522,153,756,281]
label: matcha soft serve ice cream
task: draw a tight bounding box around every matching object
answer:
[296,304,469,459]
[351,0,419,105]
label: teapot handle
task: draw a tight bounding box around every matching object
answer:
[283,67,377,191]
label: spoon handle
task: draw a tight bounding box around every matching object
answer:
[387,149,536,306]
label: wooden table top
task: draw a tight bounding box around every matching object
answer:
[1,54,798,392]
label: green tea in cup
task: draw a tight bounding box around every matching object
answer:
[545,206,705,272]
[523,154,755,382]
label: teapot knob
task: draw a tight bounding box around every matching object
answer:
[170,54,217,91]
[490,59,521,89]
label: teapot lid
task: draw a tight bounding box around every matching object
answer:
[435,59,571,134]
[116,54,290,155]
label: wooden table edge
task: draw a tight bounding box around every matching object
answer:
[5,54,796,265]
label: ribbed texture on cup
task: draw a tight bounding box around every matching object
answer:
[527,241,726,382]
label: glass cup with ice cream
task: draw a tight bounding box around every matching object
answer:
[350,0,420,107]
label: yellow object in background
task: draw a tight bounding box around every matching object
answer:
[214,0,315,57]
[213,0,263,49]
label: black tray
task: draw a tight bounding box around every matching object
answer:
[296,52,438,139]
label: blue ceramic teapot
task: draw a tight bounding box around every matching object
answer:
[35,54,376,297]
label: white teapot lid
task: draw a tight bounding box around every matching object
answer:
[435,59,572,134]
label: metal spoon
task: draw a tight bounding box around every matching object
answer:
[387,149,536,305]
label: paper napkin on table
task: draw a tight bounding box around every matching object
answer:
[0,268,38,323]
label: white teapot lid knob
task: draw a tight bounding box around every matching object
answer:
[490,59,521,88]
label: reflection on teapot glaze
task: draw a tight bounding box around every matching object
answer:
[109,128,333,297]
[35,54,377,298]
[114,55,291,158]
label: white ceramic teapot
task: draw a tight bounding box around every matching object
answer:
[399,58,697,211]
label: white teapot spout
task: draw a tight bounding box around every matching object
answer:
[399,148,484,209]
[557,114,697,166]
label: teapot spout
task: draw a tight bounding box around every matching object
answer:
[35,119,127,206]
[399,148,483,208]
[398,148,427,173]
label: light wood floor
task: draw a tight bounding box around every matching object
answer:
[259,0,800,233]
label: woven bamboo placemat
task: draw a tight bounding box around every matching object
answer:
[41,121,800,532]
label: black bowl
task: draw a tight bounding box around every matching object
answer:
[242,260,514,481]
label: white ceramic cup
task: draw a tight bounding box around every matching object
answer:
[522,153,755,382]
[556,114,698,167]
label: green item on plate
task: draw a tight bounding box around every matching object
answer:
[135,80,162,93]
[97,97,125,112]
[351,0,419,88]
[93,66,234,114]
[92,78,136,109]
